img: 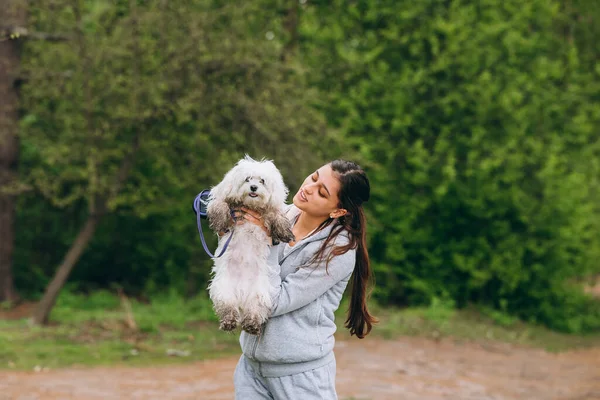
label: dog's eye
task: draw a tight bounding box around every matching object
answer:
[260,179,265,185]
[245,177,250,182]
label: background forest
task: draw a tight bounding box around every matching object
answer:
[1,0,600,337]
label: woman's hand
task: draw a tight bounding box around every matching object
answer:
[232,207,271,238]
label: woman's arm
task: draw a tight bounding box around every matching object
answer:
[265,238,355,318]
[237,207,354,317]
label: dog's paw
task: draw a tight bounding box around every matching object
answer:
[272,226,295,244]
[219,316,238,332]
[241,322,262,335]
[267,213,295,244]
[217,307,240,332]
[279,228,296,244]
[273,229,296,243]
[207,200,233,233]
[241,315,263,335]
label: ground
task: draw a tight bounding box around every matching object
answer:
[1,336,598,400]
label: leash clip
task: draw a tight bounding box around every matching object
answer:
[193,190,233,258]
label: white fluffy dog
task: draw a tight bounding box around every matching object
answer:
[206,155,294,334]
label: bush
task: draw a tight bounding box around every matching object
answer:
[302,0,600,331]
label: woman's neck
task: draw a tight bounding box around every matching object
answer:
[294,211,328,238]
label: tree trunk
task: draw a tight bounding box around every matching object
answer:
[0,0,25,303]
[32,214,101,325]
[32,126,140,325]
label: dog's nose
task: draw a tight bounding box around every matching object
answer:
[250,185,258,192]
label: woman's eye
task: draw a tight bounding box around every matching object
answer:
[311,174,317,182]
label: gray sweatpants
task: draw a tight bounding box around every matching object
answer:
[233,355,338,400]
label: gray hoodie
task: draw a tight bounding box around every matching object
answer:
[239,206,356,378]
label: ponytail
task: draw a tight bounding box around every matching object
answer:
[308,206,377,338]
[307,159,377,338]
[344,207,377,338]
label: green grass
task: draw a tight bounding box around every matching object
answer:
[0,290,240,370]
[348,297,600,352]
[0,290,598,371]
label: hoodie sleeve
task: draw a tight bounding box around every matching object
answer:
[266,235,355,318]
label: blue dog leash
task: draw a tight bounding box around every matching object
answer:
[193,189,234,258]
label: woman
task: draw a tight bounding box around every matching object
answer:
[232,159,376,399]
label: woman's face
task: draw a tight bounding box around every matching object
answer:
[292,164,341,218]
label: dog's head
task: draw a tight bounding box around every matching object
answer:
[210,155,289,209]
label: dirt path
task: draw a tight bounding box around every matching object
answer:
[1,337,598,400]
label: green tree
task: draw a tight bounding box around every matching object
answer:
[301,0,600,331]
[20,0,332,324]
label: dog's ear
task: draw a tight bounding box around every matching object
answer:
[264,160,289,207]
[209,166,237,201]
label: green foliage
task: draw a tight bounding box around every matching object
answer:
[478,305,518,328]
[7,0,600,333]
[56,289,120,311]
[421,296,457,325]
[14,0,340,296]
[357,304,600,352]
[14,187,209,296]
[20,0,333,214]
[301,0,600,332]
[133,289,218,333]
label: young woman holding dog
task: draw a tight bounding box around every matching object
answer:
[231,159,377,400]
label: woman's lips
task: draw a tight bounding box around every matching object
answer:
[299,189,308,202]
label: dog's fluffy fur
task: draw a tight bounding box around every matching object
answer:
[206,155,294,334]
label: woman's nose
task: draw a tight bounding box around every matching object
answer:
[304,184,315,194]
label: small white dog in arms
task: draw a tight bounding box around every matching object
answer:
[206,155,295,334]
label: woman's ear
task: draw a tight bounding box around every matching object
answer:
[329,209,347,219]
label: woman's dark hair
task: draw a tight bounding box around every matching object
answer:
[308,159,377,339]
